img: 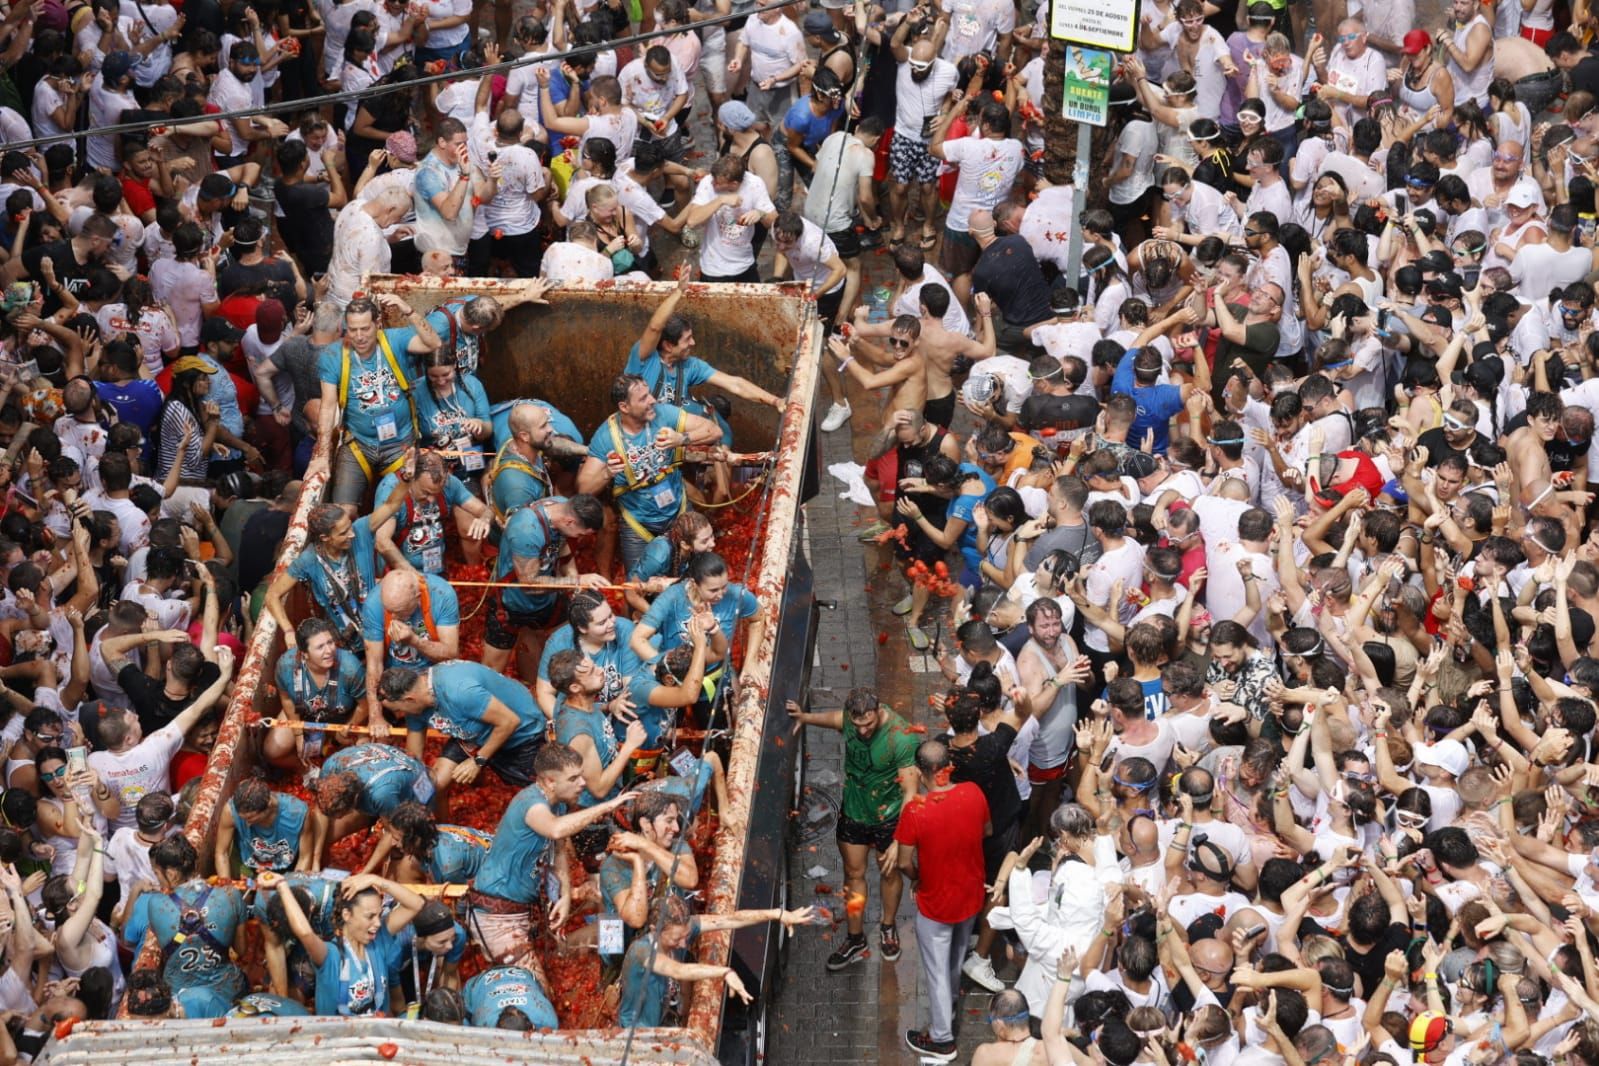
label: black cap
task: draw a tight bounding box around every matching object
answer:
[414,900,455,937]
[200,317,244,345]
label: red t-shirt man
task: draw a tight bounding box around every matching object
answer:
[893,780,989,924]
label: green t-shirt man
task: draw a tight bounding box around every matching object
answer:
[842,711,921,826]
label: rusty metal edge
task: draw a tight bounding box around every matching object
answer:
[102,276,821,1061]
[683,297,821,1046]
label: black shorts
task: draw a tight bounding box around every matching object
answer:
[836,813,898,852]
[829,225,862,260]
[484,589,563,650]
[441,735,545,785]
[924,392,955,428]
[817,285,844,327]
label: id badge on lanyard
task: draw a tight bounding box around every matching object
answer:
[375,413,399,443]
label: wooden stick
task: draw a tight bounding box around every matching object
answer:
[254,718,450,741]
[208,876,468,898]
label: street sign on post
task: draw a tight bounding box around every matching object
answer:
[1060,46,1112,127]
[1049,0,1139,52]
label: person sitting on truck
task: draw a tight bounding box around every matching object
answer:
[376,661,548,801]
[214,777,317,878]
[372,451,492,575]
[315,742,434,840]
[624,509,716,615]
[486,401,586,522]
[630,551,760,702]
[388,899,468,1005]
[598,789,700,946]
[624,629,715,750]
[360,568,461,760]
[533,589,642,720]
[120,835,247,1019]
[266,618,368,769]
[457,964,559,1029]
[576,374,724,573]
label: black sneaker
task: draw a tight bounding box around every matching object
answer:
[879,922,901,961]
[905,1029,957,1061]
[825,934,869,971]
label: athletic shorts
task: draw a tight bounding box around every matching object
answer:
[442,735,544,786]
[923,392,955,428]
[864,449,899,503]
[889,134,939,185]
[940,226,981,277]
[828,225,862,260]
[836,813,898,851]
[484,589,562,650]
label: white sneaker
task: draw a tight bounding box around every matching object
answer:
[962,952,1005,993]
[821,400,852,432]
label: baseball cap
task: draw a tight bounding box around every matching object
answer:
[1506,184,1539,209]
[384,130,418,164]
[802,10,841,40]
[255,298,286,344]
[1402,29,1432,54]
[718,100,758,131]
[102,51,137,86]
[169,355,219,376]
[200,317,244,346]
[1414,739,1469,778]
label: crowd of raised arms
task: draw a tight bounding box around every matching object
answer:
[7,0,1599,1055]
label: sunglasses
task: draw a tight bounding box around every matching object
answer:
[909,61,933,72]
[1492,152,1521,163]
[1395,811,1429,826]
[39,766,66,783]
[886,336,913,349]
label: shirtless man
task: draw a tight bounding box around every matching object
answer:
[1509,392,1588,541]
[832,315,928,425]
[858,286,997,428]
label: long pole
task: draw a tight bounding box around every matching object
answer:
[1063,122,1092,282]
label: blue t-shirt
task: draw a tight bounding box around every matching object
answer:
[414,371,491,455]
[627,535,677,584]
[123,880,246,998]
[176,986,234,1018]
[950,465,997,575]
[230,792,308,872]
[490,399,582,452]
[462,965,559,1029]
[425,824,492,883]
[537,620,640,707]
[639,580,759,667]
[94,379,163,434]
[625,669,673,749]
[195,352,245,460]
[359,573,461,671]
[373,472,476,574]
[1140,676,1169,721]
[321,744,433,818]
[428,660,545,750]
[585,402,690,531]
[1111,346,1185,453]
[496,500,565,616]
[546,66,588,106]
[489,443,550,518]
[618,919,700,1029]
[315,328,419,451]
[274,647,365,724]
[251,874,338,936]
[624,341,717,410]
[284,519,379,636]
[314,926,405,1017]
[783,95,843,150]
[555,701,621,808]
[474,783,561,904]
[389,920,468,979]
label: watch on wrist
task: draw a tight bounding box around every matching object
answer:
[473,754,488,766]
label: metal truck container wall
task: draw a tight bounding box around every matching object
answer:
[79,279,822,1066]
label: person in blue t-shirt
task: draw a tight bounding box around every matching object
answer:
[214,778,313,875]
[577,374,724,571]
[484,494,606,681]
[782,72,846,184]
[256,873,339,1002]
[95,341,164,436]
[460,964,559,1029]
[316,743,433,837]
[550,649,648,809]
[618,897,813,1028]
[535,589,642,717]
[1112,345,1207,454]
[632,552,761,685]
[267,618,367,768]
[261,870,425,1018]
[266,482,411,655]
[624,619,713,749]
[314,293,444,507]
[359,569,460,758]
[469,743,634,971]
[366,801,491,885]
[624,271,784,447]
[373,453,492,574]
[389,900,468,1003]
[624,509,716,615]
[598,789,700,939]
[948,464,998,580]
[377,660,546,796]
[121,836,247,1007]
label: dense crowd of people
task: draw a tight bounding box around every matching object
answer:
[4,0,1599,1054]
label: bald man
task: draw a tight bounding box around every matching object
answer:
[360,568,460,758]
[488,402,588,524]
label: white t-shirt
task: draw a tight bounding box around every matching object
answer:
[1511,243,1591,303]
[31,79,70,140]
[1110,120,1157,206]
[939,0,1015,61]
[1160,23,1231,118]
[328,202,391,308]
[894,59,960,144]
[581,111,639,168]
[83,491,151,555]
[432,77,481,127]
[781,216,844,294]
[208,67,261,157]
[89,723,183,831]
[540,241,615,283]
[96,304,179,375]
[1084,539,1146,653]
[741,15,805,85]
[121,580,192,631]
[1193,494,1280,648]
[619,57,690,137]
[241,325,289,414]
[897,263,973,335]
[480,140,545,236]
[1030,320,1101,363]
[1020,185,1075,271]
[420,0,471,47]
[122,0,179,86]
[691,172,775,277]
[940,135,1025,233]
[88,78,139,171]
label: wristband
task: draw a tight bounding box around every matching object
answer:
[1424,972,1438,981]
